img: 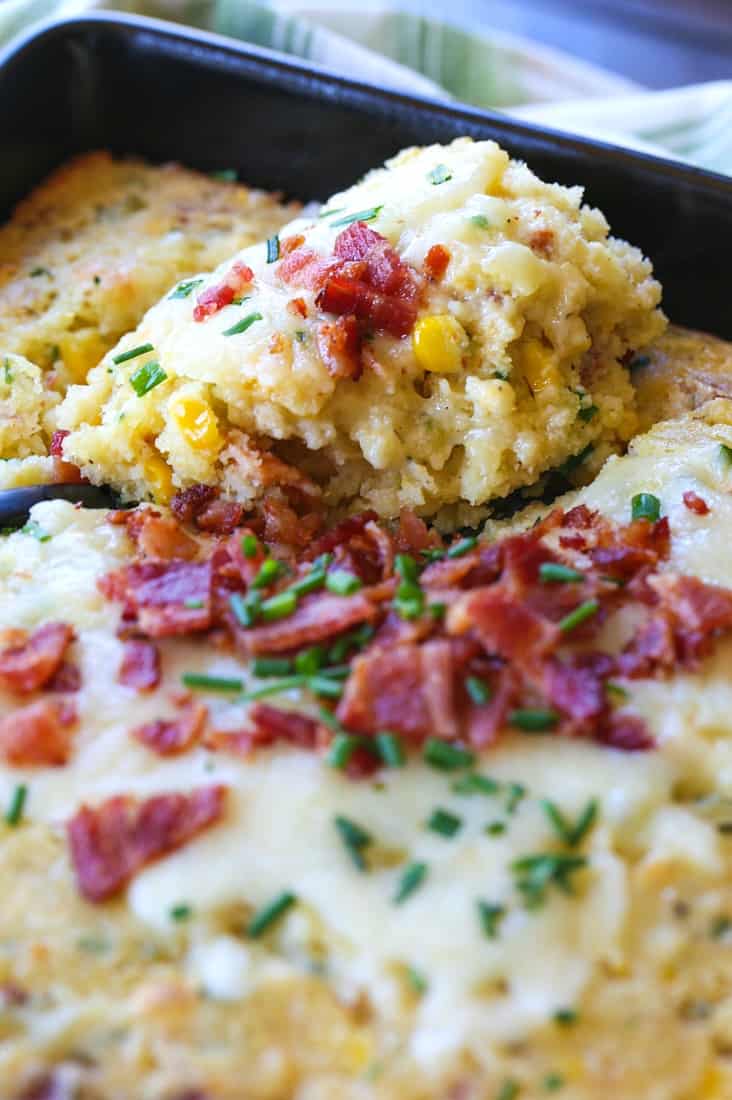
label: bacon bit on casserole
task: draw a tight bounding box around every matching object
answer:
[68,785,227,902]
[209,703,321,756]
[115,507,199,560]
[133,701,208,756]
[119,640,161,692]
[529,227,555,257]
[0,700,76,766]
[280,233,305,257]
[48,428,86,484]
[99,560,212,638]
[0,623,75,695]
[45,661,82,694]
[424,244,451,281]
[683,490,710,515]
[287,297,308,318]
[317,315,362,380]
[193,260,254,322]
[236,593,377,655]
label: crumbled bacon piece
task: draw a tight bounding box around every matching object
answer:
[317,315,362,379]
[308,511,379,558]
[119,640,161,691]
[45,661,81,694]
[100,560,212,638]
[68,785,227,902]
[134,702,207,756]
[195,498,246,535]
[193,260,254,322]
[49,430,69,457]
[211,703,320,756]
[528,227,554,257]
[171,484,219,526]
[280,233,305,256]
[0,622,74,695]
[122,508,198,560]
[288,297,308,318]
[237,593,376,655]
[683,490,710,515]
[49,429,85,484]
[0,700,75,766]
[424,244,451,281]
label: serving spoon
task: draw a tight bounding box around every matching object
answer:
[0,484,126,530]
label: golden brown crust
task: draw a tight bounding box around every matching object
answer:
[634,324,732,433]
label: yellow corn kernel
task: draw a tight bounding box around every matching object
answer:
[412,314,468,374]
[57,332,109,383]
[698,1065,725,1100]
[143,454,173,504]
[521,339,559,392]
[169,394,220,450]
[343,1031,372,1072]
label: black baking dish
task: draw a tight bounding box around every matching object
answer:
[0,9,730,347]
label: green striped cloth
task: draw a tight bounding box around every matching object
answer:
[2,0,731,175]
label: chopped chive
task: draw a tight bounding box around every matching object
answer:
[20,521,51,542]
[543,1073,565,1092]
[182,673,243,693]
[606,680,629,701]
[266,234,280,263]
[406,965,428,995]
[465,676,491,705]
[394,861,428,904]
[512,853,587,909]
[496,1081,520,1100]
[5,784,27,826]
[485,820,506,836]
[317,705,345,733]
[239,675,309,702]
[428,602,447,620]
[558,599,599,634]
[423,739,475,771]
[427,807,462,838]
[452,772,501,796]
[223,311,263,337]
[447,536,478,559]
[112,342,154,365]
[318,205,345,219]
[325,570,362,596]
[334,814,372,870]
[260,591,298,622]
[508,708,558,732]
[308,675,343,699]
[720,444,732,466]
[710,916,732,939]
[241,534,259,558]
[170,277,204,299]
[247,891,297,937]
[211,168,237,182]
[553,1007,578,1026]
[3,359,12,385]
[420,547,445,562]
[375,731,405,768]
[505,782,527,815]
[230,590,261,627]
[328,624,374,663]
[631,492,661,522]
[251,559,283,590]
[130,360,167,397]
[428,163,452,185]
[183,597,204,609]
[170,903,192,922]
[330,205,383,228]
[289,566,328,597]
[294,646,326,675]
[578,403,598,422]
[542,799,598,847]
[469,214,491,229]
[394,580,424,620]
[558,442,593,477]
[252,657,294,678]
[539,562,584,584]
[327,733,362,769]
[477,900,505,939]
[394,554,419,583]
[30,266,50,277]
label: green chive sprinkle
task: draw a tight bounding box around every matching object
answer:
[251,559,283,589]
[112,342,154,365]
[325,570,362,595]
[427,807,462,838]
[428,164,452,185]
[394,580,424,621]
[539,562,584,584]
[182,673,243,693]
[505,782,527,815]
[578,404,598,422]
[420,548,445,562]
[428,602,447,620]
[394,554,419,583]
[543,1073,565,1092]
[447,536,478,559]
[606,681,629,702]
[553,1007,578,1026]
[252,657,294,678]
[328,733,362,769]
[477,900,505,939]
[375,731,405,768]
[308,675,343,699]
[241,534,259,558]
[170,278,204,299]
[330,206,383,228]
[318,206,345,219]
[485,821,506,836]
[631,492,661,522]
[496,1081,520,1100]
[465,676,491,705]
[508,708,558,732]
[130,360,167,397]
[239,675,308,702]
[230,590,261,627]
[512,853,587,909]
[317,705,345,734]
[223,311,263,337]
[710,916,732,940]
[211,168,237,182]
[30,266,50,277]
[541,799,598,848]
[20,521,51,542]
[289,565,329,597]
[5,784,27,826]
[423,739,475,771]
[720,444,732,466]
[394,861,428,904]
[334,814,372,870]
[328,624,374,663]
[260,591,298,622]
[294,646,326,675]
[452,773,501,797]
[266,235,280,263]
[170,903,192,922]
[469,214,491,229]
[406,965,428,995]
[3,359,12,385]
[558,599,599,634]
[247,891,297,937]
[183,597,204,609]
